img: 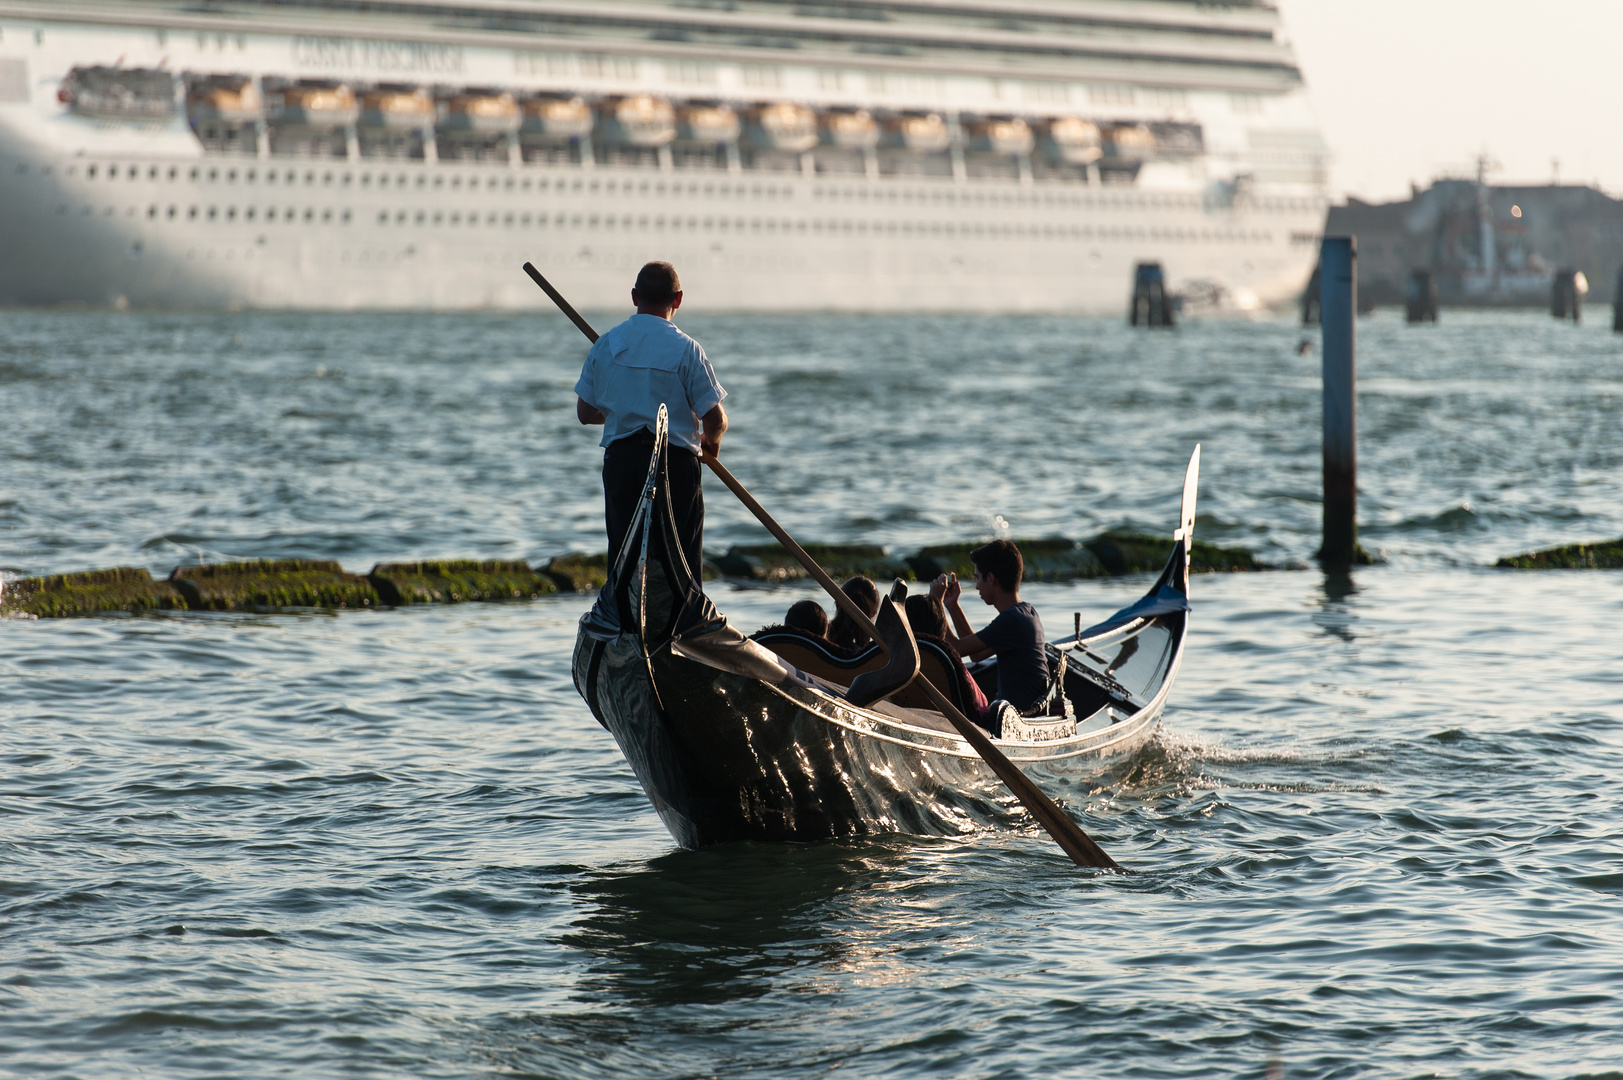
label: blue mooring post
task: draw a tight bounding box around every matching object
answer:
[1319,236,1358,569]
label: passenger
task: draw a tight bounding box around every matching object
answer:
[826,576,880,654]
[904,593,990,719]
[929,539,1049,715]
[784,598,830,639]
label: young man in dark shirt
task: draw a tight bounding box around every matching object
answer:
[929,539,1048,715]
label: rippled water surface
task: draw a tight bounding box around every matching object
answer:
[4,309,1623,1078]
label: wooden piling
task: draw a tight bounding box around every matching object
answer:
[1613,267,1623,333]
[1319,236,1360,569]
[1128,262,1175,327]
[1551,269,1582,322]
[1404,269,1439,323]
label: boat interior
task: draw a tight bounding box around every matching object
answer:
[749,611,1178,744]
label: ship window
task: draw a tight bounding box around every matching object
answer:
[652,182,663,195]
[226,207,237,221]
[432,176,443,189]
[497,212,506,224]
[488,177,498,190]
[415,211,425,223]
[265,207,275,221]
[654,215,664,229]
[342,173,352,186]
[361,173,371,186]
[521,179,532,191]
[395,211,406,224]
[451,177,462,191]
[589,180,600,193]
[88,165,98,179]
[167,206,176,219]
[378,210,388,224]
[519,212,529,225]
[319,172,331,185]
[147,205,156,218]
[206,206,217,220]
[341,209,351,223]
[433,211,443,224]
[504,178,514,191]
[246,207,256,221]
[450,211,461,224]
[226,168,236,182]
[304,208,314,222]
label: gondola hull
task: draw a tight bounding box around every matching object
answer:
[572,410,1196,849]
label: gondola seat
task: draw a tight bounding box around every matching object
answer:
[751,627,980,719]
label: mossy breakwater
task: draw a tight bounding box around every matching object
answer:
[1495,538,1623,570]
[3,533,1264,619]
[716,531,1266,585]
[2,555,601,620]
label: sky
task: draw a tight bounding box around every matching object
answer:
[1274,0,1623,203]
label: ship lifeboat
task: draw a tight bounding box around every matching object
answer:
[358,89,434,130]
[678,103,740,145]
[883,112,951,154]
[820,109,879,150]
[61,66,178,121]
[597,94,677,147]
[185,78,261,123]
[1041,116,1102,165]
[1103,123,1155,163]
[747,102,818,153]
[278,85,358,128]
[521,96,594,140]
[441,92,521,135]
[968,116,1034,156]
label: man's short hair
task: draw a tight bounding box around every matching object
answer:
[634,261,681,307]
[971,539,1023,593]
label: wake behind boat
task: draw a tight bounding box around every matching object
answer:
[571,409,1198,849]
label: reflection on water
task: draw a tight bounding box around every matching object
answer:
[561,841,904,1007]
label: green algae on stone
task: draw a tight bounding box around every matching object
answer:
[545,553,610,592]
[712,543,911,583]
[1494,538,1623,570]
[907,538,1106,583]
[368,560,557,605]
[169,559,380,611]
[1085,531,1266,576]
[0,566,186,618]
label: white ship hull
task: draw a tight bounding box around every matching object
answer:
[0,2,1328,313]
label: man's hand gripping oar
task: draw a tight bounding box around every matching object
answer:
[522,261,1124,871]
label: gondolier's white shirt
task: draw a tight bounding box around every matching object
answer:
[574,314,727,453]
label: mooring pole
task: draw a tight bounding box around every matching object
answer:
[1319,236,1358,569]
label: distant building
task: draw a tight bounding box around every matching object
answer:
[1325,166,1623,308]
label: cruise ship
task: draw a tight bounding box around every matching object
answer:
[0,0,1329,312]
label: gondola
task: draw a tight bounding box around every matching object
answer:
[571,410,1199,850]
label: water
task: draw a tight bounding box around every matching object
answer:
[4,309,1623,1078]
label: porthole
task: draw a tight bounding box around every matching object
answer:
[305,208,315,222]
[341,209,351,222]
[208,167,218,181]
[88,164,98,179]
[322,208,332,222]
[245,207,255,221]
[415,211,425,223]
[166,206,176,219]
[378,210,388,224]
[396,210,407,223]
[146,205,157,218]
[206,206,217,220]
[433,211,443,224]
[266,207,276,221]
[226,206,236,221]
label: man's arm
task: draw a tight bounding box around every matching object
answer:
[700,402,727,459]
[577,397,605,425]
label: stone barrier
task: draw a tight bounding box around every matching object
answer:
[369,560,556,605]
[3,533,1273,619]
[169,559,380,611]
[1495,539,1623,570]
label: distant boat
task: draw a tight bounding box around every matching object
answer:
[571,412,1195,848]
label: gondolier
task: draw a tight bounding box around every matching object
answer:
[574,261,728,577]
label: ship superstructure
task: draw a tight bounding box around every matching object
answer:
[0,0,1329,311]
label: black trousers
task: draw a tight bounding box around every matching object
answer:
[603,431,704,581]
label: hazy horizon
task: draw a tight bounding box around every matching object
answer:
[1277,0,1623,203]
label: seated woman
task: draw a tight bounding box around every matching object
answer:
[783,598,829,639]
[827,576,880,655]
[904,593,991,721]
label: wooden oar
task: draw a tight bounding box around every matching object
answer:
[522,261,1123,871]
